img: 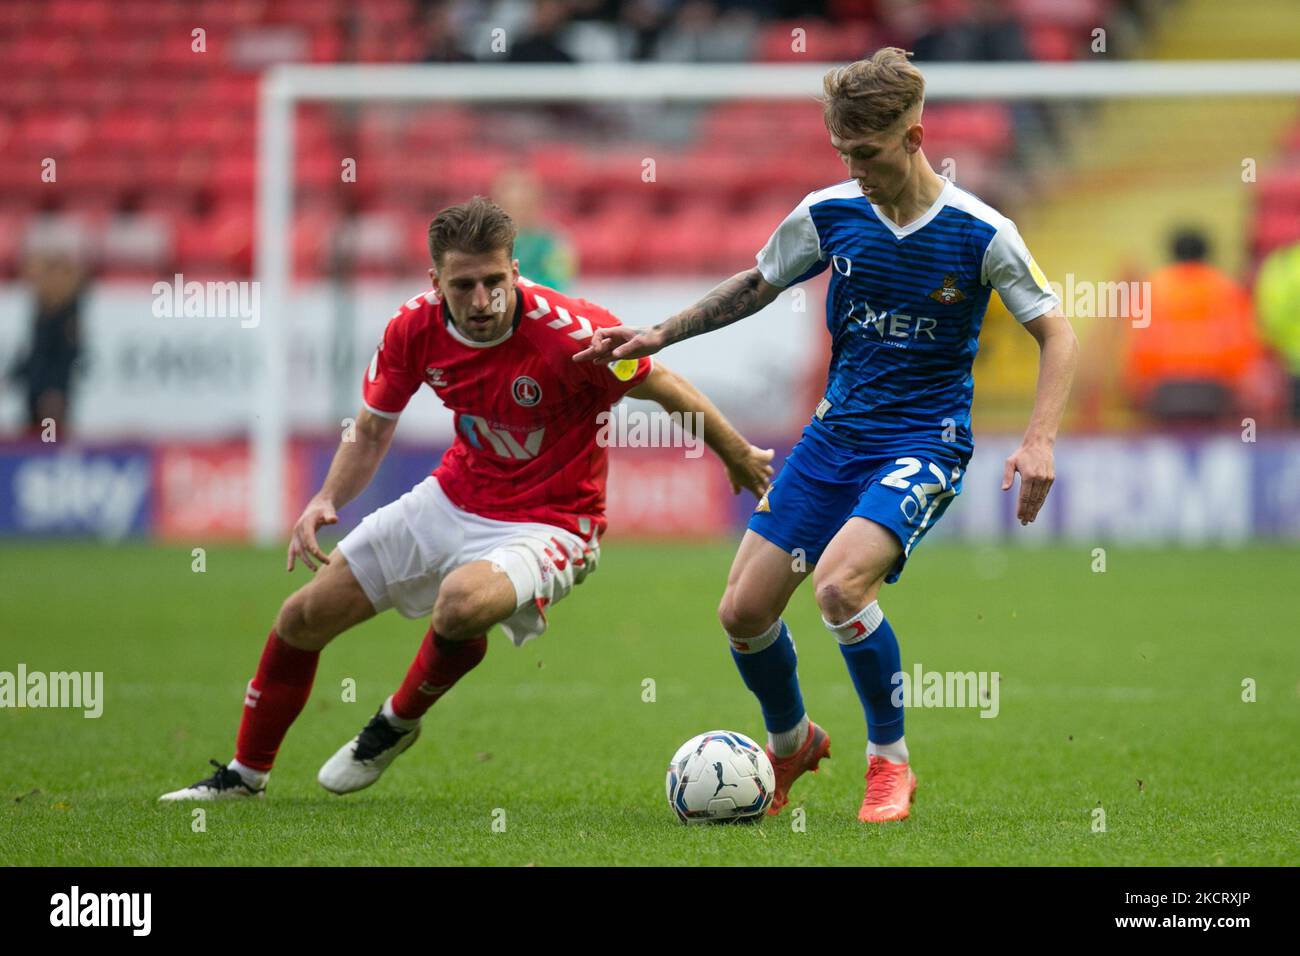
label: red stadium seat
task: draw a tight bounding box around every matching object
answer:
[174,203,254,278]
[1256,169,1300,212]
[1027,22,1080,61]
[94,110,168,152]
[0,0,1054,281]
[570,204,648,275]
[756,19,872,62]
[1252,207,1300,258]
[17,113,92,155]
[45,0,113,29]
[1014,0,1108,30]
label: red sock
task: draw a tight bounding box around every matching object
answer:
[233,630,319,772]
[390,628,487,721]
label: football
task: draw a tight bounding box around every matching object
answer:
[665,730,775,824]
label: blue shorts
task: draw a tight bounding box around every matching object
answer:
[747,424,967,583]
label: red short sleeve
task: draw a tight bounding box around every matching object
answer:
[362,316,422,418]
[564,296,653,401]
[589,354,653,402]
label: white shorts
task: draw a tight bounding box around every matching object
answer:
[337,476,598,647]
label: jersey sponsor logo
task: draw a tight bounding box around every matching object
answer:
[511,375,542,407]
[457,414,546,460]
[425,367,447,387]
[847,301,939,342]
[928,274,967,304]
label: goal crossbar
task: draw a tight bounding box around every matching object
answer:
[253,60,1300,542]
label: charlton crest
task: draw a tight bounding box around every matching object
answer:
[512,376,542,407]
[928,274,966,304]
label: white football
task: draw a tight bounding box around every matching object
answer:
[665,730,775,824]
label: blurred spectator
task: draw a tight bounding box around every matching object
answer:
[1122,229,1265,423]
[420,0,475,63]
[1255,239,1300,422]
[9,251,85,438]
[910,0,1057,155]
[612,0,674,61]
[494,168,577,290]
[655,0,758,62]
[912,0,1031,62]
[509,0,577,63]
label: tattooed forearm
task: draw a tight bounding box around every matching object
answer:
[652,269,771,346]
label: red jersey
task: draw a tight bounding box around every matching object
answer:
[361,278,652,537]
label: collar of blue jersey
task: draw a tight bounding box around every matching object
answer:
[443,288,524,349]
[866,176,953,240]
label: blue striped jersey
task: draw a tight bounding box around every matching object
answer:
[756,177,1059,457]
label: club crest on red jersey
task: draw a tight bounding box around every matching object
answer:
[512,376,542,407]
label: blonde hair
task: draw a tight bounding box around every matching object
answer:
[822,48,925,136]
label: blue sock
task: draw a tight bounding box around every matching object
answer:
[728,619,805,734]
[825,602,904,744]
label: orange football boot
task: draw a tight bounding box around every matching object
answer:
[858,754,918,822]
[765,721,831,816]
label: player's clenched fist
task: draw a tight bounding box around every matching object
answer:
[287,496,339,572]
[573,325,664,364]
[726,444,776,499]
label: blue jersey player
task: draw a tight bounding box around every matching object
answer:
[575,48,1078,823]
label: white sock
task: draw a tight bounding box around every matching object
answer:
[769,714,810,758]
[868,737,909,765]
[228,758,268,788]
[381,695,421,731]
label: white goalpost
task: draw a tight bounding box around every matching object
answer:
[253,60,1300,544]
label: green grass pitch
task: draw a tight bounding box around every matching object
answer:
[2,539,1297,866]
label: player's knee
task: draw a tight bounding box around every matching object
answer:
[814,575,870,625]
[274,594,310,648]
[717,590,779,640]
[275,589,337,650]
[431,583,485,641]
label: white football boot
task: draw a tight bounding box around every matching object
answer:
[159,760,267,801]
[318,709,421,794]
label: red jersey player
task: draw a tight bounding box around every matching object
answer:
[160,197,773,800]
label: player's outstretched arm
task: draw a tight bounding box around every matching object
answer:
[573,268,783,365]
[628,362,774,499]
[287,408,398,573]
[1002,306,1079,526]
